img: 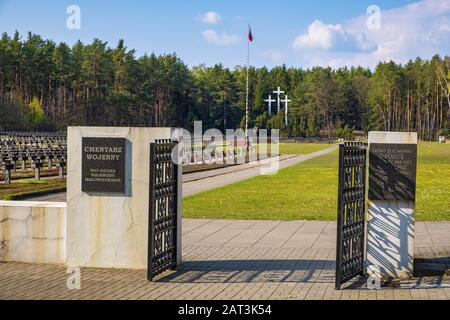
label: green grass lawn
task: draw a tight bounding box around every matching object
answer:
[416,142,450,221]
[0,179,66,200]
[279,143,335,155]
[184,142,450,221]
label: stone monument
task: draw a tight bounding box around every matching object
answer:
[366,131,418,279]
[66,127,182,269]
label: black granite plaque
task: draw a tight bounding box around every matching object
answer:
[369,143,417,201]
[82,138,126,193]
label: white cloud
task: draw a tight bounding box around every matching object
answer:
[202,29,241,46]
[293,20,377,53]
[436,16,450,32]
[262,50,285,63]
[439,24,450,32]
[198,12,222,25]
[293,0,450,69]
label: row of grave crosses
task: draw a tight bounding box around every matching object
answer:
[264,87,291,126]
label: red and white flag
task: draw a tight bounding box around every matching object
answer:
[248,26,253,42]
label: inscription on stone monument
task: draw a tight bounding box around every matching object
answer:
[82,137,126,193]
[369,143,417,201]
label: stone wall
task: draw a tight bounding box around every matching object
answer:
[0,201,66,264]
[66,127,182,269]
[0,127,183,271]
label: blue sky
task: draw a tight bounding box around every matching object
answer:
[0,0,449,69]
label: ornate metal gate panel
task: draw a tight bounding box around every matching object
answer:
[335,142,367,290]
[148,140,178,281]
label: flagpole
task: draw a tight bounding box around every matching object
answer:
[245,26,250,150]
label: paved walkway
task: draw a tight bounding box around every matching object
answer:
[183,146,337,197]
[25,146,338,201]
[1,220,449,300]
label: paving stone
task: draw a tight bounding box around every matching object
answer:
[1,220,449,300]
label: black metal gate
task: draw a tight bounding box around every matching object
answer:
[148,139,179,281]
[335,142,367,290]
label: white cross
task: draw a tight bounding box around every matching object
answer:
[273,87,285,114]
[264,95,276,116]
[282,95,291,126]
